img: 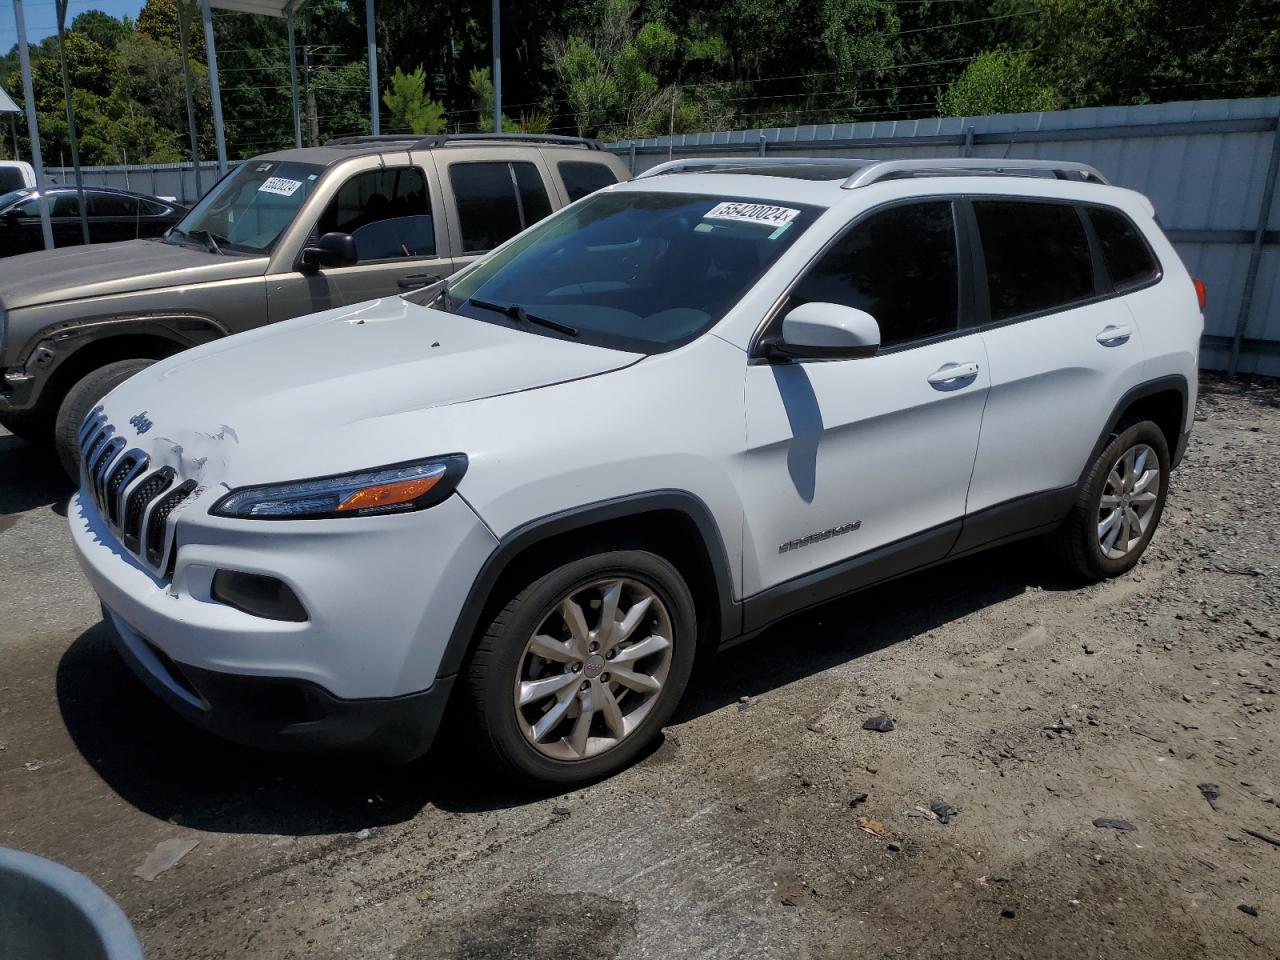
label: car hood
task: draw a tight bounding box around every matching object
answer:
[0,239,263,311]
[97,296,643,489]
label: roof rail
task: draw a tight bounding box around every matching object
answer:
[325,132,603,151]
[635,157,866,180]
[841,158,1109,188]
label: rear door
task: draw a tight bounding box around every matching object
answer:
[265,162,452,321]
[959,197,1147,549]
[438,152,557,274]
[85,191,140,243]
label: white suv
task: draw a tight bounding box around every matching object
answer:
[69,157,1202,783]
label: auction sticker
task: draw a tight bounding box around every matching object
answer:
[703,201,800,228]
[258,176,303,197]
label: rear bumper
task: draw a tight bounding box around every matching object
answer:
[104,603,454,762]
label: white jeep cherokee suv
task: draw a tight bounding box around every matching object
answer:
[69,157,1202,783]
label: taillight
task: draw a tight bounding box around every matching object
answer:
[1193,278,1207,310]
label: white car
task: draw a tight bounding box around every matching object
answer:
[68,157,1203,783]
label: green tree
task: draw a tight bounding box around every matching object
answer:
[382,65,447,134]
[70,10,131,50]
[937,49,1055,117]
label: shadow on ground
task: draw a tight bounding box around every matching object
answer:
[0,432,73,516]
[57,537,1060,838]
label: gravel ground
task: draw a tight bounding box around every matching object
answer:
[2,372,1279,960]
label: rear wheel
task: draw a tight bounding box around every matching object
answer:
[53,359,154,479]
[465,550,696,783]
[1053,420,1170,580]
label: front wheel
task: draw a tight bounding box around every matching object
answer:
[1053,420,1170,580]
[464,550,697,784]
[54,359,155,479]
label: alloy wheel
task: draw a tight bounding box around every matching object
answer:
[1097,442,1161,560]
[514,577,673,761]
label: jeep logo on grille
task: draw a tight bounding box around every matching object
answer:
[128,411,153,435]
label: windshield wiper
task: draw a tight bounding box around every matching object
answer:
[185,228,223,255]
[467,297,578,337]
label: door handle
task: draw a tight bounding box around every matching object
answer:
[397,272,443,291]
[1096,324,1132,346]
[927,361,980,386]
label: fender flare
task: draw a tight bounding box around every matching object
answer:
[435,490,741,678]
[1079,373,1190,484]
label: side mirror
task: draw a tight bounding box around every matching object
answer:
[299,232,356,273]
[763,301,881,362]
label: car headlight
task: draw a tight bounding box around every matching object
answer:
[211,455,467,520]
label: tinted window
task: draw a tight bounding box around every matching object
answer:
[786,201,959,348]
[450,161,552,253]
[975,200,1094,321]
[1087,206,1159,289]
[437,191,821,353]
[316,166,434,262]
[51,194,81,217]
[559,161,618,201]
[88,193,138,217]
[0,168,27,192]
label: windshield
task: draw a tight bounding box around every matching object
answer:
[436,190,822,353]
[171,159,325,254]
[0,187,33,211]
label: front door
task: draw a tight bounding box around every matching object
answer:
[740,200,988,610]
[266,165,453,323]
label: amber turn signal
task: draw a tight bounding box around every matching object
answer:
[336,475,441,512]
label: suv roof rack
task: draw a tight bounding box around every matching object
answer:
[324,133,603,151]
[840,158,1108,188]
[634,155,1109,187]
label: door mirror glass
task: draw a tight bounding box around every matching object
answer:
[300,231,357,272]
[767,302,881,361]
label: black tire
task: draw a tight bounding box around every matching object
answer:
[464,549,697,784]
[54,359,155,479]
[0,409,54,447]
[1053,419,1170,581]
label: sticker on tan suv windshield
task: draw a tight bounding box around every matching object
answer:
[703,201,800,228]
[258,177,303,197]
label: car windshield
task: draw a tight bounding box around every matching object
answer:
[0,187,33,210]
[170,159,325,255]
[435,190,823,353]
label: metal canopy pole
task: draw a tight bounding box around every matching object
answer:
[365,0,379,135]
[54,0,90,245]
[287,4,302,147]
[491,0,501,132]
[200,0,228,176]
[177,0,203,199]
[11,0,51,250]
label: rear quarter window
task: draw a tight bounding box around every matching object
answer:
[558,161,619,201]
[974,200,1095,322]
[1087,206,1161,290]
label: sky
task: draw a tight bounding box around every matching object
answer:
[0,0,145,49]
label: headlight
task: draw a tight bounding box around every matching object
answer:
[211,455,467,520]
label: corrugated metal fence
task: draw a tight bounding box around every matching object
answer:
[608,98,1280,376]
[47,97,1280,375]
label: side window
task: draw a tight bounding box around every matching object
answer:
[449,161,553,253]
[558,161,618,201]
[51,194,82,217]
[315,167,434,262]
[786,201,959,349]
[974,200,1094,322]
[1087,206,1160,290]
[87,193,139,217]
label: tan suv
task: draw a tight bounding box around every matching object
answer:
[0,133,628,474]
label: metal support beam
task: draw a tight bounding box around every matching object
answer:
[1229,114,1280,375]
[366,0,379,136]
[758,132,767,157]
[491,0,501,133]
[287,6,302,148]
[176,0,202,198]
[54,0,90,245]
[200,0,228,176]
[11,0,51,250]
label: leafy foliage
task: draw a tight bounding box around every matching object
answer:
[938,49,1056,116]
[383,65,447,134]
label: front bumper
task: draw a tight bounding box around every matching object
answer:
[103,603,454,761]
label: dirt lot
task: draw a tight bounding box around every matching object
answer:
[2,373,1279,960]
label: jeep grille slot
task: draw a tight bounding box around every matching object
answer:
[123,467,175,553]
[145,480,197,569]
[105,453,146,525]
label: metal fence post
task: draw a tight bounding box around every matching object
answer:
[758,132,767,157]
[963,124,974,157]
[1229,113,1280,375]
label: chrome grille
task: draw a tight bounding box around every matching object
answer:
[78,407,193,578]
